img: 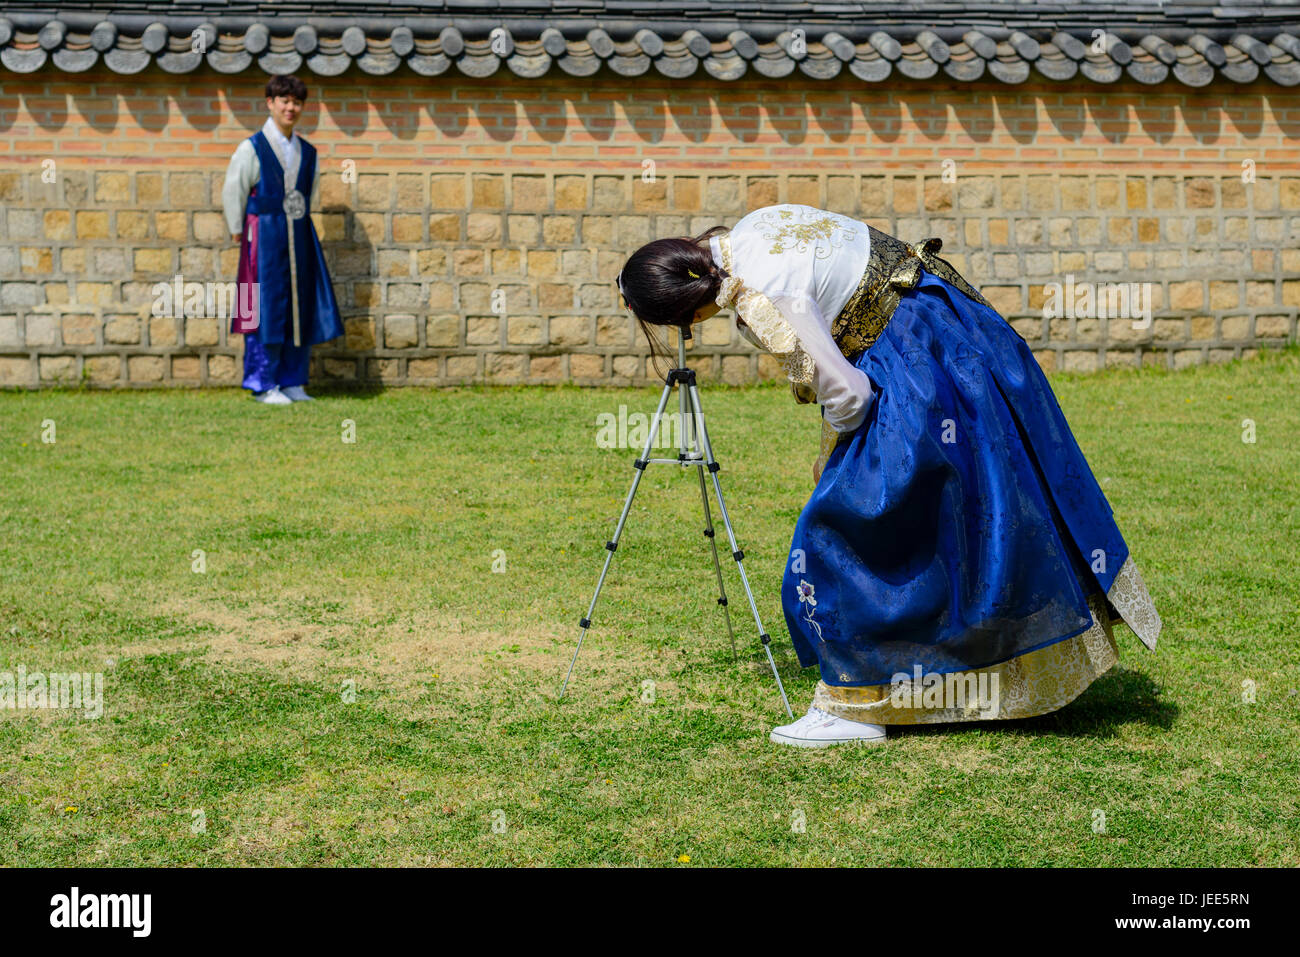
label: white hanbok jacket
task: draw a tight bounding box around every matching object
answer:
[709,204,876,436]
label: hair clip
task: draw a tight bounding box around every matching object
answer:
[687,269,700,279]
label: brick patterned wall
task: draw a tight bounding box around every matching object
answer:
[1,68,1298,388]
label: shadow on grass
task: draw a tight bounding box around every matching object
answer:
[305,382,389,399]
[891,667,1179,741]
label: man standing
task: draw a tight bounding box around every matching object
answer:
[222,75,343,403]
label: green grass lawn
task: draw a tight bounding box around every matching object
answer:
[1,346,1297,866]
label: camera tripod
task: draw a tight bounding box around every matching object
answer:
[559,327,794,718]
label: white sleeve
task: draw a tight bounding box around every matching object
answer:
[769,291,875,433]
[221,140,259,236]
[312,161,321,213]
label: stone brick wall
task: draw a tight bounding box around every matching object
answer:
[0,69,1298,388]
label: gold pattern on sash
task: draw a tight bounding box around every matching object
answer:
[816,416,842,475]
[792,382,817,404]
[830,226,994,359]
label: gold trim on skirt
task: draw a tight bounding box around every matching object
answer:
[812,592,1120,725]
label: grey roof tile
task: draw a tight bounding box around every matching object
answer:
[2,3,1298,87]
[847,54,891,82]
[1034,47,1079,81]
[1008,32,1040,61]
[989,56,1030,83]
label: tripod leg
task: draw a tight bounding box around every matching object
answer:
[685,384,794,719]
[693,456,738,662]
[559,380,677,701]
[676,375,737,661]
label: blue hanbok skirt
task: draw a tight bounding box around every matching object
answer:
[781,271,1160,720]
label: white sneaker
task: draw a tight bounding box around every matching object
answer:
[253,386,292,405]
[280,386,314,402]
[770,705,887,748]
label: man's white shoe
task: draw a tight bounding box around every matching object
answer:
[253,386,293,405]
[280,386,314,402]
[770,705,887,748]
